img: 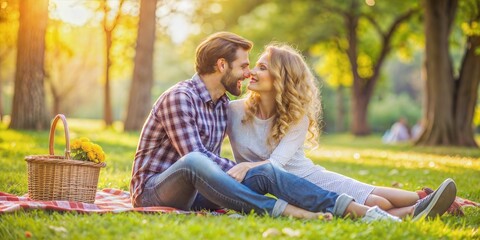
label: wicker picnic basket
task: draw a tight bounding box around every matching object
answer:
[25,114,106,203]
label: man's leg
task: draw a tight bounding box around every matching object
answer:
[139,152,288,216]
[191,194,222,211]
[241,163,349,216]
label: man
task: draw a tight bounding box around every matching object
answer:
[130,32,449,221]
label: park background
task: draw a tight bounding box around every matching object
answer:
[1,0,479,145]
[1,0,480,239]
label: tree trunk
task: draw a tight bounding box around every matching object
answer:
[454,34,480,147]
[344,1,370,135]
[52,96,60,116]
[102,0,124,127]
[417,0,460,146]
[351,87,371,135]
[124,0,157,131]
[9,0,49,130]
[104,30,113,126]
[48,77,58,115]
[334,85,346,132]
[345,2,416,136]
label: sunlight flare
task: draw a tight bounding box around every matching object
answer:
[49,0,92,26]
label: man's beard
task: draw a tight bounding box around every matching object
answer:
[221,67,242,96]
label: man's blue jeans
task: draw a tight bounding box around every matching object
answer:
[137,152,352,217]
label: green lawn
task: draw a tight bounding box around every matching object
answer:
[0,119,479,239]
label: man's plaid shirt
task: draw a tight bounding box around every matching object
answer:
[130,74,236,202]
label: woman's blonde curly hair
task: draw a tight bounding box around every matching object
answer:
[242,44,322,148]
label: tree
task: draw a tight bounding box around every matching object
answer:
[324,1,418,135]
[9,0,49,130]
[249,0,418,136]
[0,0,18,122]
[218,0,419,135]
[124,0,157,131]
[416,0,480,147]
[102,0,125,127]
[312,42,353,132]
[45,20,96,117]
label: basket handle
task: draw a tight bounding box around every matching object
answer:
[49,114,70,159]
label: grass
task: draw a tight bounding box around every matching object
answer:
[0,119,479,239]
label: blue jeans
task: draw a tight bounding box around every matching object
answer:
[137,152,351,217]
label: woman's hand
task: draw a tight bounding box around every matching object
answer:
[227,161,269,182]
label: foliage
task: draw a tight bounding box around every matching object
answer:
[44,20,104,116]
[368,93,422,132]
[0,0,18,116]
[459,0,480,37]
[475,105,480,126]
[0,0,18,63]
[311,42,353,89]
[0,119,479,239]
[0,0,435,129]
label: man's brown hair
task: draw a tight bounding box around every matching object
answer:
[195,32,253,75]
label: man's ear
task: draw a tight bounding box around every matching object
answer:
[216,58,226,72]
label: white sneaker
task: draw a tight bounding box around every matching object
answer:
[362,206,402,223]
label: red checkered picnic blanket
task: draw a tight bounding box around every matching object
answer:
[0,188,217,214]
[1,188,477,215]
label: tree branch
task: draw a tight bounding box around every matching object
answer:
[316,0,350,15]
[363,14,385,38]
[366,8,420,94]
[344,1,361,89]
[103,0,125,32]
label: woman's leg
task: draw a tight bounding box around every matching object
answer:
[242,164,400,221]
[365,180,456,219]
[364,194,395,210]
[386,206,414,218]
[362,188,419,218]
[370,187,419,207]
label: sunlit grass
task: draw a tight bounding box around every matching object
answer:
[1,119,479,239]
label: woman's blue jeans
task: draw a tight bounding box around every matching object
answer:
[137,152,350,217]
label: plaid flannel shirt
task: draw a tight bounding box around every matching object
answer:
[130,74,236,202]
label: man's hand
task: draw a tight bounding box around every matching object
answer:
[227,161,269,182]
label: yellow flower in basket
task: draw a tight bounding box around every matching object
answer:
[70,138,106,163]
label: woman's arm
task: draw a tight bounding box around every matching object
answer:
[267,116,309,168]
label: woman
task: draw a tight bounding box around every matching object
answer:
[226,43,456,219]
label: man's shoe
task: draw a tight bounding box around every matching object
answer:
[412,178,457,221]
[362,206,402,223]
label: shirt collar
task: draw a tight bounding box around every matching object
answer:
[192,74,230,105]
